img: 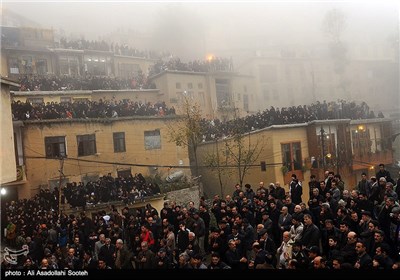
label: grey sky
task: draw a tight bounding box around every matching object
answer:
[2,1,398,59]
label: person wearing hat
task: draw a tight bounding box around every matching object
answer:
[305,245,320,269]
[359,210,372,233]
[258,228,277,267]
[290,241,309,269]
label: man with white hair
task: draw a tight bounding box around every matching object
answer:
[115,239,133,269]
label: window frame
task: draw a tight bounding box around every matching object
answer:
[45,136,67,158]
[144,129,161,150]
[281,141,302,172]
[77,134,97,156]
[113,132,126,153]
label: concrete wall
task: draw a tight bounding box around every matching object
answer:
[196,125,310,201]
[20,116,191,198]
[113,55,155,78]
[196,119,395,203]
[61,195,166,218]
[164,185,200,208]
[1,79,17,184]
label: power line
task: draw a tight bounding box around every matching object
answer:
[25,155,284,169]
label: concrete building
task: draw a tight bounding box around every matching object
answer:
[237,48,398,116]
[1,77,19,185]
[149,70,257,121]
[196,118,394,201]
[12,116,190,199]
[1,76,20,205]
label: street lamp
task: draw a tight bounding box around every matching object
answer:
[1,188,6,196]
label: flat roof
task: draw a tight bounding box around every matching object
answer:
[1,76,20,87]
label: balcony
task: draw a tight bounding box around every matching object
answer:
[352,150,393,170]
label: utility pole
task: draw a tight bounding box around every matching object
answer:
[58,157,64,217]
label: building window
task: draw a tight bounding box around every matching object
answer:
[60,97,72,104]
[198,83,203,89]
[45,136,66,158]
[113,132,126,153]
[77,134,96,156]
[144,129,161,150]
[352,127,371,157]
[188,83,193,89]
[27,97,44,104]
[215,79,231,107]
[281,142,302,171]
[176,82,181,89]
[243,94,249,111]
[36,59,48,75]
[9,58,19,74]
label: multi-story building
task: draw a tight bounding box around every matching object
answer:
[236,45,398,115]
[1,26,156,80]
[196,118,394,201]
[11,116,190,199]
[1,77,19,184]
[149,70,257,121]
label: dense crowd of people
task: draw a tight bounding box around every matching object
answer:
[148,57,234,76]
[200,100,383,141]
[57,38,169,60]
[16,73,156,92]
[2,167,400,270]
[63,173,161,208]
[11,99,175,121]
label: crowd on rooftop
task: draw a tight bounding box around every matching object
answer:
[16,73,156,92]
[200,100,383,141]
[11,98,175,121]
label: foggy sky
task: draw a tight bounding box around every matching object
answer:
[2,1,398,60]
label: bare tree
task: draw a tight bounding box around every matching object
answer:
[204,111,265,193]
[203,138,232,196]
[166,94,204,176]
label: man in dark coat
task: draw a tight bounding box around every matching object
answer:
[115,239,133,269]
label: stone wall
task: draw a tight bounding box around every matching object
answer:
[164,185,200,208]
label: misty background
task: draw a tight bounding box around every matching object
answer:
[2,1,398,61]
